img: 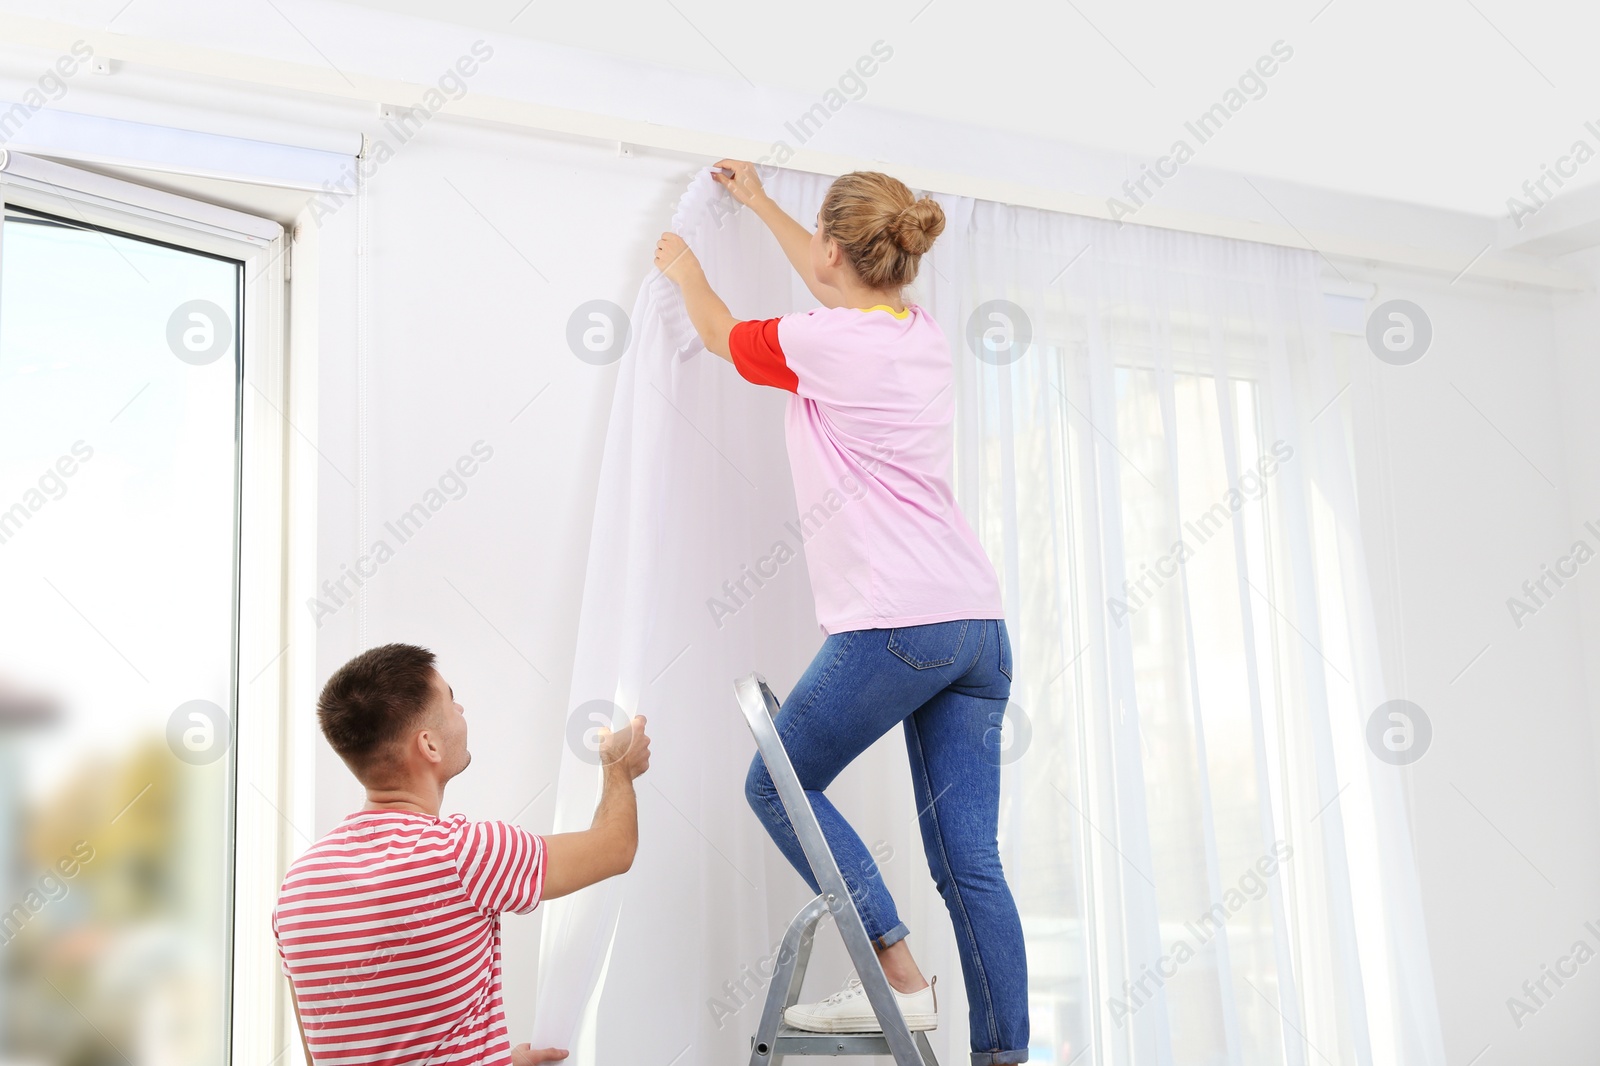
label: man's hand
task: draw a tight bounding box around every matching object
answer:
[512,1042,569,1064]
[539,715,650,901]
[653,232,702,286]
[597,715,651,781]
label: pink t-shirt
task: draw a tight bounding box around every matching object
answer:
[728,303,1004,634]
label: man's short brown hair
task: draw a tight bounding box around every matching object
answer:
[317,643,439,775]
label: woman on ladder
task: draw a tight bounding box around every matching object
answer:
[653,159,1029,1065]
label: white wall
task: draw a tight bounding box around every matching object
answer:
[1331,262,1600,1063]
[1553,246,1600,804]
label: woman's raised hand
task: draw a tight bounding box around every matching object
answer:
[711,159,767,208]
[653,232,701,284]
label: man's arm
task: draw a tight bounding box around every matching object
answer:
[540,716,651,901]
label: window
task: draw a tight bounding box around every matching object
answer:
[0,152,293,1065]
[963,270,1404,1063]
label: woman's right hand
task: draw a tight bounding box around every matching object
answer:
[712,159,767,208]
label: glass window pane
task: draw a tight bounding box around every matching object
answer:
[0,205,238,1066]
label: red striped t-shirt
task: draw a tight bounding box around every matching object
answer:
[272,810,546,1066]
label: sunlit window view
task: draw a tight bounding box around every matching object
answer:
[972,314,1317,1064]
[0,206,238,1065]
[1110,363,1286,1064]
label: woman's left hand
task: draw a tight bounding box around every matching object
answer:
[654,232,701,285]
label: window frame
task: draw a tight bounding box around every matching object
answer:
[0,149,302,1066]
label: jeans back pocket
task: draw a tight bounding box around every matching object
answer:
[886,619,970,670]
[997,619,1012,681]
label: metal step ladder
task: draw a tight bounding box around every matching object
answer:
[733,672,940,1066]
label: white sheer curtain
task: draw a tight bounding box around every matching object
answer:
[531,164,1446,1066]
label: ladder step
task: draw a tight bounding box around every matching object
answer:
[752,1026,938,1058]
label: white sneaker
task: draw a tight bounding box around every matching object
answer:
[783,972,938,1033]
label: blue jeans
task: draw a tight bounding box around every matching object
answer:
[744,618,1030,1066]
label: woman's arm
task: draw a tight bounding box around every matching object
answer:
[654,232,738,362]
[712,159,845,308]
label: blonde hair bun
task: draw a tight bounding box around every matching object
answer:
[820,171,945,289]
[889,197,945,256]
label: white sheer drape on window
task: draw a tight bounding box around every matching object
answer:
[529,164,1446,1066]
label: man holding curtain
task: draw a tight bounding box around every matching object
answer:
[271,643,651,1066]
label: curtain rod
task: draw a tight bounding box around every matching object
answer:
[0,12,1587,293]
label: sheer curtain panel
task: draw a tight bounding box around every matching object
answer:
[530,165,1445,1066]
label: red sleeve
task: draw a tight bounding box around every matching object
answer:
[453,819,547,916]
[728,317,799,393]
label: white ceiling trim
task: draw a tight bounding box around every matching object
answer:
[0,9,1588,292]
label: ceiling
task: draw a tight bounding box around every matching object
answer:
[329,0,1600,220]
